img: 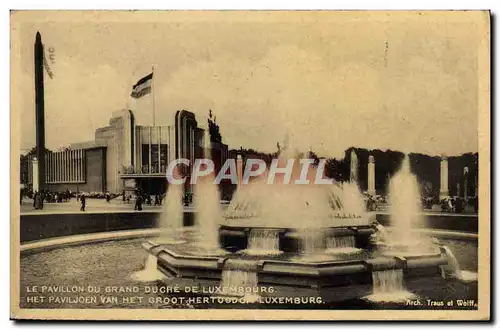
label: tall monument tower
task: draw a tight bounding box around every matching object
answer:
[34,31,46,191]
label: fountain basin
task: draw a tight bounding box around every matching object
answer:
[142,239,450,303]
[220,224,375,253]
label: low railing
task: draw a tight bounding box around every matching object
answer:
[121,165,168,175]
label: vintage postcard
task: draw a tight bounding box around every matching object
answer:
[10,10,490,321]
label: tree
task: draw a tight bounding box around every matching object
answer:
[21,146,53,159]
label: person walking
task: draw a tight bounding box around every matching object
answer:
[134,194,143,211]
[80,193,86,211]
[33,191,39,209]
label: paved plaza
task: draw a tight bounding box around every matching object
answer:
[20,197,233,214]
[20,197,476,217]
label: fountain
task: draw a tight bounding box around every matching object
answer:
[440,246,478,283]
[130,254,165,282]
[154,166,186,245]
[141,145,471,303]
[243,229,282,256]
[190,124,227,255]
[220,269,260,302]
[365,268,416,303]
[387,156,429,248]
[326,234,361,255]
[377,156,439,257]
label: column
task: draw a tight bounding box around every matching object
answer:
[44,154,48,180]
[68,150,72,182]
[75,150,79,181]
[75,150,79,182]
[55,152,58,182]
[464,166,469,199]
[52,153,55,182]
[65,151,69,182]
[368,155,375,196]
[167,126,171,165]
[158,126,161,173]
[48,153,52,182]
[78,149,82,181]
[148,126,152,174]
[49,152,53,182]
[68,151,71,181]
[73,150,77,182]
[190,126,195,164]
[28,156,32,185]
[60,152,63,181]
[60,152,63,182]
[475,172,478,197]
[72,150,76,182]
[349,150,358,183]
[83,149,86,182]
[46,153,50,182]
[63,151,65,181]
[439,156,449,199]
[63,151,67,182]
[183,117,187,163]
[33,157,39,192]
[138,128,143,173]
[82,149,85,181]
[237,155,243,186]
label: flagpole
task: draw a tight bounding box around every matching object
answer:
[152,65,156,127]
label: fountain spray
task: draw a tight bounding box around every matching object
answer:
[387,155,429,249]
[156,166,186,244]
[191,120,226,254]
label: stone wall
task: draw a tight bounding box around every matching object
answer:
[20,211,195,242]
[47,147,106,193]
[20,211,476,243]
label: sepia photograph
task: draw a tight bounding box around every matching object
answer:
[10,10,490,321]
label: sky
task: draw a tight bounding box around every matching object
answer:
[13,11,484,158]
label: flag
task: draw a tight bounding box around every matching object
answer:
[131,72,153,98]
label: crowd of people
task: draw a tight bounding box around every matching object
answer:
[121,190,167,211]
[420,195,478,213]
[440,196,478,213]
[364,194,386,212]
[21,187,74,204]
[21,187,75,210]
[363,192,478,214]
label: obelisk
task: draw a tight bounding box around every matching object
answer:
[34,31,45,191]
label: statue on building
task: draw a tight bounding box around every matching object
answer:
[208,109,222,143]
